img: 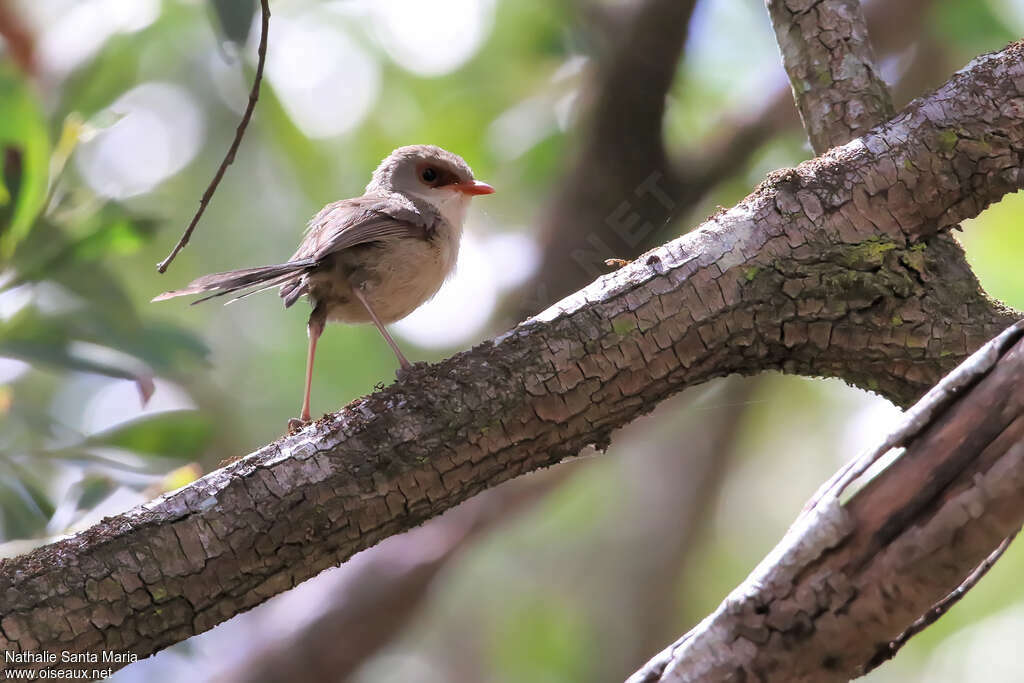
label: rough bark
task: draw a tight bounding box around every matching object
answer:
[520,0,941,318]
[227,1,946,676]
[628,8,1023,682]
[763,0,1011,408]
[221,0,724,674]
[767,0,894,152]
[1,42,1023,678]
[628,320,1024,683]
[214,470,565,683]
[770,2,1024,673]
[765,0,982,363]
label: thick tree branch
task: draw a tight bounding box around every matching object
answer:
[225,1,946,676]
[628,319,1024,682]
[773,6,1024,663]
[520,0,940,319]
[667,0,936,220]
[1,42,1023,677]
[631,7,1020,682]
[691,0,935,181]
[864,527,1020,673]
[222,1,716,672]
[767,0,894,152]
[214,469,566,683]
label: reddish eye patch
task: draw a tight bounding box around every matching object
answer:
[416,162,462,188]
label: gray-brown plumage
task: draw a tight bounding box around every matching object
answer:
[154,145,494,430]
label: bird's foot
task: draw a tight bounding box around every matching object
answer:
[287,417,310,435]
[395,361,427,382]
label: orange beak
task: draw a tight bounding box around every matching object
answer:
[451,180,495,195]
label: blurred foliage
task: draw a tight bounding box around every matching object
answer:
[0,63,49,256]
[930,0,1017,56]
[0,53,209,544]
[0,0,1021,681]
[961,191,1024,310]
[491,598,596,683]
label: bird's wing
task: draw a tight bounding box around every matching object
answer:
[291,194,436,261]
[154,196,437,306]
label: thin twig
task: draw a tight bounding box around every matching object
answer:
[156,0,270,273]
[864,527,1022,674]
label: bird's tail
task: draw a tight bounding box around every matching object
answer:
[152,259,317,305]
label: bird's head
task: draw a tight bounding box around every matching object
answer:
[366,145,494,226]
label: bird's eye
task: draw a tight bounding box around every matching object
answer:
[421,167,438,183]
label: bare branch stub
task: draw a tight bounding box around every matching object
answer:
[156,0,270,273]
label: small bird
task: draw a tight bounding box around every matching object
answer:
[154,145,494,431]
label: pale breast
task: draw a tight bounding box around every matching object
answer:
[309,227,460,325]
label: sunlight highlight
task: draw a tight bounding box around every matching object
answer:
[75,82,205,199]
[371,0,496,76]
[266,12,380,138]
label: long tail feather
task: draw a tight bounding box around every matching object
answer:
[218,273,301,305]
[152,259,317,303]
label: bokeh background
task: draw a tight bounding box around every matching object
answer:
[1,0,1023,681]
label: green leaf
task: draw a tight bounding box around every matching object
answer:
[0,64,51,258]
[0,338,138,381]
[0,289,207,381]
[0,469,54,540]
[44,111,127,216]
[0,166,10,207]
[74,474,118,510]
[47,112,85,196]
[83,411,213,459]
[0,309,157,399]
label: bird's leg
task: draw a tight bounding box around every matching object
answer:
[351,286,411,370]
[288,304,326,433]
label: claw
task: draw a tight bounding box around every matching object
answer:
[287,417,310,434]
[395,360,426,382]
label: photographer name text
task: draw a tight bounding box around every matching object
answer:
[5,650,137,664]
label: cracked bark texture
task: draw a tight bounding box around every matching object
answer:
[772,2,1024,672]
[629,320,1024,683]
[628,6,1024,682]
[233,1,945,677]
[214,469,566,683]
[218,0,749,672]
[765,0,984,374]
[767,0,894,153]
[520,0,941,316]
[1,41,1024,678]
